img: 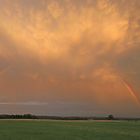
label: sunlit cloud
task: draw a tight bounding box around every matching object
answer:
[0,0,140,117]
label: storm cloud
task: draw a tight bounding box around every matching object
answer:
[0,0,140,117]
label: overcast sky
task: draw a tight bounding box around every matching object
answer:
[0,0,140,117]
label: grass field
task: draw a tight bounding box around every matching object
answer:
[0,120,140,140]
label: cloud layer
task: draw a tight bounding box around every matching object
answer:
[0,0,140,117]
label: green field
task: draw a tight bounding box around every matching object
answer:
[0,120,140,140]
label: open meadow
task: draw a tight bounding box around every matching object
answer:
[0,120,139,140]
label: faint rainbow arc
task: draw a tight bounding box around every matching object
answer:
[115,71,140,106]
[121,79,140,106]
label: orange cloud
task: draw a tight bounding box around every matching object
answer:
[0,0,140,116]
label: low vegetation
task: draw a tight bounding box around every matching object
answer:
[0,120,140,140]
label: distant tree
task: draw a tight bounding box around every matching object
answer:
[108,114,114,120]
[23,114,32,119]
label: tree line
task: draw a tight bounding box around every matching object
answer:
[0,114,139,121]
[0,114,114,120]
[0,114,37,119]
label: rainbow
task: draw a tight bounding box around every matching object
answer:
[122,79,140,106]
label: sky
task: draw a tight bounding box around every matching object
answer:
[0,0,140,117]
